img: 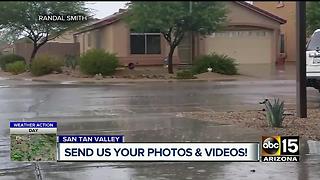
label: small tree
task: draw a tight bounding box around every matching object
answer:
[126,2,227,74]
[307,2,320,37]
[0,2,90,64]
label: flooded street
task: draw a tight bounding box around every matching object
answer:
[0,79,320,179]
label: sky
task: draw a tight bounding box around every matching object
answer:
[85,1,129,19]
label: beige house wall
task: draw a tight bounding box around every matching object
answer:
[50,31,75,43]
[75,1,283,65]
[101,25,114,53]
[253,1,297,62]
[227,2,281,30]
[14,42,79,62]
[197,1,282,64]
[77,20,179,66]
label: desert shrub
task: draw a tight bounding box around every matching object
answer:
[0,54,25,71]
[30,55,63,76]
[176,70,196,79]
[5,61,26,75]
[192,53,238,75]
[79,49,119,76]
[264,98,285,127]
[64,55,78,70]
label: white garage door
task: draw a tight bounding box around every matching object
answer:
[204,30,273,64]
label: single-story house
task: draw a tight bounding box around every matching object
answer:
[73,1,286,66]
[50,18,100,43]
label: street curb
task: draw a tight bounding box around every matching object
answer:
[1,76,240,84]
[0,74,296,86]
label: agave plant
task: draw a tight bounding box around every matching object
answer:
[264,98,285,127]
[65,55,78,70]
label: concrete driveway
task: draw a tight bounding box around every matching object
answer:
[0,77,320,180]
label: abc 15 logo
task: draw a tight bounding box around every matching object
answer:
[261,136,299,156]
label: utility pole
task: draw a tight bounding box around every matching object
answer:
[296,1,307,118]
[189,1,194,64]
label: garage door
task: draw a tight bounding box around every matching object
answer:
[204,30,273,64]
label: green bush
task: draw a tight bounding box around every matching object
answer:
[79,49,119,76]
[264,98,285,128]
[176,70,196,79]
[64,55,78,70]
[0,54,25,71]
[5,61,26,75]
[192,53,238,75]
[30,55,64,76]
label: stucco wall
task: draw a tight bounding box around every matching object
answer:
[14,42,79,62]
[77,20,180,66]
[50,31,75,43]
[198,2,281,64]
[76,1,282,65]
[227,2,281,30]
[253,1,296,62]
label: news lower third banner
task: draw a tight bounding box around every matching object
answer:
[10,121,57,134]
[57,136,259,162]
[9,122,297,162]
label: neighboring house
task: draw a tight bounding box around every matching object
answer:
[253,1,296,62]
[74,1,286,66]
[50,18,100,43]
[49,30,75,43]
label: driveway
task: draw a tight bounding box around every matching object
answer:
[0,76,320,179]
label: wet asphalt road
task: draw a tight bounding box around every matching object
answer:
[0,79,320,180]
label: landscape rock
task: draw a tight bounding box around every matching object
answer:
[181,105,320,141]
[94,74,103,80]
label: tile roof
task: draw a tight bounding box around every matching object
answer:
[74,11,126,35]
[74,1,286,34]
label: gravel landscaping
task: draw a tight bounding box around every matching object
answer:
[182,105,320,141]
[0,66,251,82]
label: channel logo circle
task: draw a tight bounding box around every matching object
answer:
[262,137,279,155]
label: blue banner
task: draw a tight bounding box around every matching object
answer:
[58,135,124,143]
[10,122,57,128]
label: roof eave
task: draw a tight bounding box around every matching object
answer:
[74,2,287,36]
[74,18,121,35]
[73,11,127,35]
[234,1,287,24]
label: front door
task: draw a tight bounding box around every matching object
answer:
[178,32,192,64]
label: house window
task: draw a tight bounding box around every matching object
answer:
[130,32,161,54]
[146,35,161,54]
[280,34,285,53]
